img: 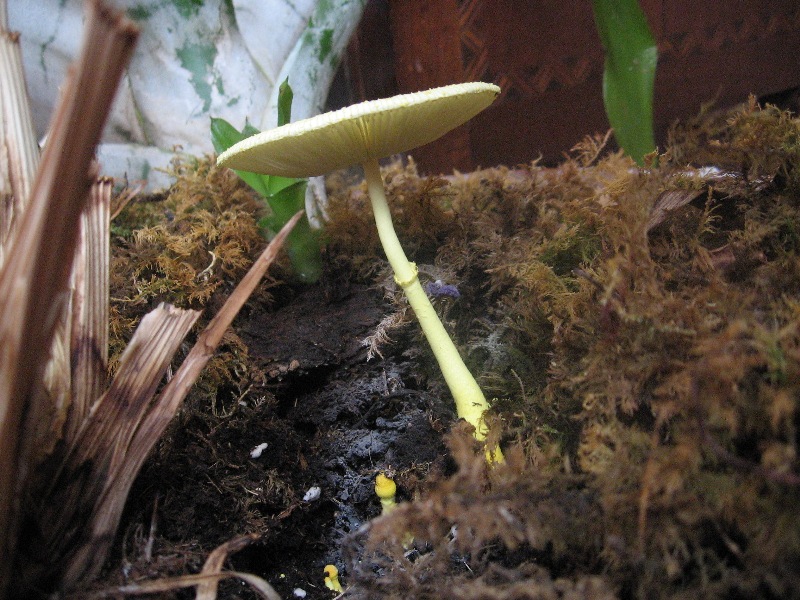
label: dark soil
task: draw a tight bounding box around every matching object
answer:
[117,281,452,600]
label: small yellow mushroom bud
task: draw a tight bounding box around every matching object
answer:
[375,473,397,514]
[323,564,343,593]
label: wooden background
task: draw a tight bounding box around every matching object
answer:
[342,0,800,174]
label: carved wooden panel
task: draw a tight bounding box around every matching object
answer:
[653,1,800,138]
[359,0,800,173]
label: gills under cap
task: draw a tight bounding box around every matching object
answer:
[216,82,501,178]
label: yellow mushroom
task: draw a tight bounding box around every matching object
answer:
[218,83,503,458]
[374,472,397,514]
[323,564,343,593]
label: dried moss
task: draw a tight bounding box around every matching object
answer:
[109,155,270,415]
[323,101,800,599]
[667,96,800,191]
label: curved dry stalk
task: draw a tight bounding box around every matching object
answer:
[196,534,281,600]
[77,571,281,600]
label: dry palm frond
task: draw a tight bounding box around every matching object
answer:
[0,2,138,596]
[52,210,303,591]
[14,210,302,594]
[0,2,302,597]
[34,302,202,589]
[66,177,112,444]
[0,0,39,260]
[25,177,114,467]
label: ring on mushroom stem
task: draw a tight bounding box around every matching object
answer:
[217,82,503,460]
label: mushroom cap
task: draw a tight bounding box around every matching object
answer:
[323,565,339,578]
[217,82,500,178]
[374,473,397,499]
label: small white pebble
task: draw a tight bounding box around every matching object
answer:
[249,442,269,459]
[303,486,321,502]
[293,588,307,598]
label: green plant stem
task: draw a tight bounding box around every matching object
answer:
[363,159,492,440]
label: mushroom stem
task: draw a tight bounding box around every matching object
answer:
[363,159,417,285]
[362,159,492,441]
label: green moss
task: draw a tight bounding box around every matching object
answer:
[109,157,266,365]
[538,225,601,276]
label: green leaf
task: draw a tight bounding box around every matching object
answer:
[262,181,323,284]
[231,167,272,200]
[210,80,323,283]
[267,181,307,221]
[268,80,301,196]
[241,120,260,138]
[210,117,272,197]
[277,78,293,127]
[285,213,323,284]
[267,175,300,196]
[592,0,657,164]
[210,116,244,154]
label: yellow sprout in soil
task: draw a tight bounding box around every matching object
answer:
[323,564,343,593]
[375,472,397,514]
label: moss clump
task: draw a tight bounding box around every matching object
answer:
[109,156,270,407]
[668,96,800,191]
[324,101,800,599]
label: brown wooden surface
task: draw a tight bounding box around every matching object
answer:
[389,0,472,170]
[345,0,398,104]
[653,1,800,137]
[349,0,800,175]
